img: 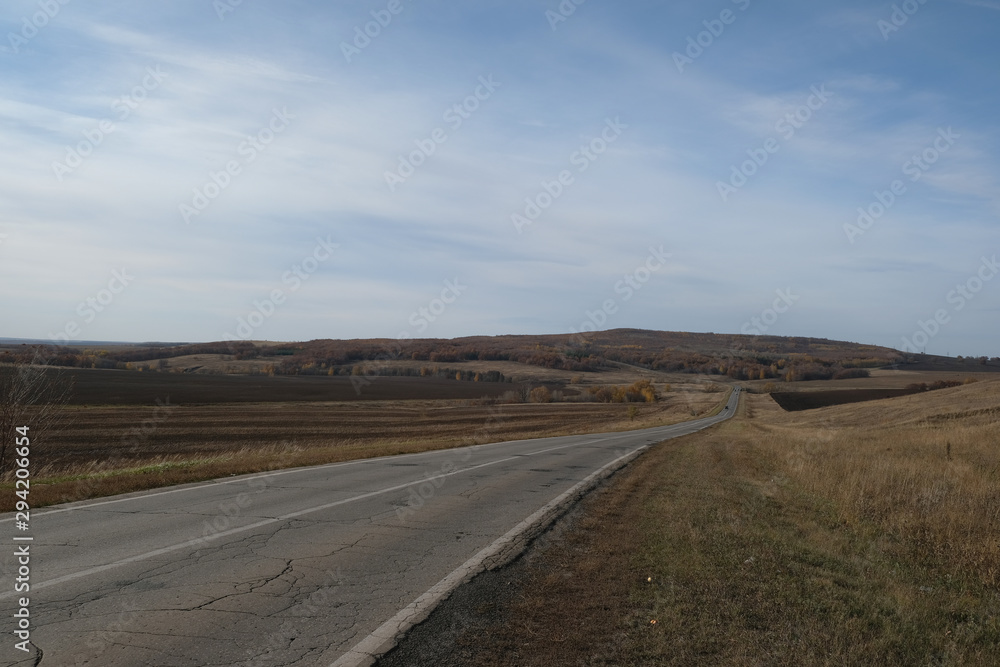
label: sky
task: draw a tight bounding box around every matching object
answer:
[0,0,997,356]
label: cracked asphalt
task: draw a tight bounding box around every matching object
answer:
[1,390,739,666]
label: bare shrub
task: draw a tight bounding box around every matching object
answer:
[0,353,73,474]
[529,386,552,403]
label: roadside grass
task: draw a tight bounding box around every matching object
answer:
[0,390,727,511]
[629,413,1000,665]
[436,380,1000,666]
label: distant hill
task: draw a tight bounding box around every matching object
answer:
[0,337,167,348]
[4,328,967,384]
[880,352,1000,373]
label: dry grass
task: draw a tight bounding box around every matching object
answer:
[754,381,1000,591]
[434,379,1000,666]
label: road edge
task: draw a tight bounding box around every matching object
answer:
[330,387,739,667]
[329,446,649,667]
[331,386,740,667]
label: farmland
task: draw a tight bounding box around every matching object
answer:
[0,366,527,405]
[3,330,998,514]
[769,388,920,411]
[0,369,724,511]
[2,331,998,665]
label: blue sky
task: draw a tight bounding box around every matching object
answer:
[1,0,997,355]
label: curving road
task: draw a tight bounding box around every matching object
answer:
[2,388,739,666]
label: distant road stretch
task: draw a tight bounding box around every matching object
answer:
[2,388,740,666]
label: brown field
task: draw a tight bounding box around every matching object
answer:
[0,363,727,406]
[400,378,1000,666]
[0,366,528,405]
[2,383,724,511]
[769,388,921,411]
[745,368,999,392]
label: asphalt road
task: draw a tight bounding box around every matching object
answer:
[1,388,739,666]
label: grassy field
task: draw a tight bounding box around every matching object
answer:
[414,379,1000,665]
[2,385,724,511]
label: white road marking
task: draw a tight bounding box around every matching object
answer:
[330,389,741,666]
[1,407,730,523]
[0,456,377,523]
[0,456,519,600]
[0,391,740,619]
[0,428,633,523]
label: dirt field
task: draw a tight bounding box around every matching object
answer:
[770,388,920,411]
[746,368,999,392]
[3,387,725,511]
[0,366,529,405]
[0,363,724,406]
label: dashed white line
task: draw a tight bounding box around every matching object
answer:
[0,456,518,600]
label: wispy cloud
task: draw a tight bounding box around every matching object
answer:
[0,0,997,355]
